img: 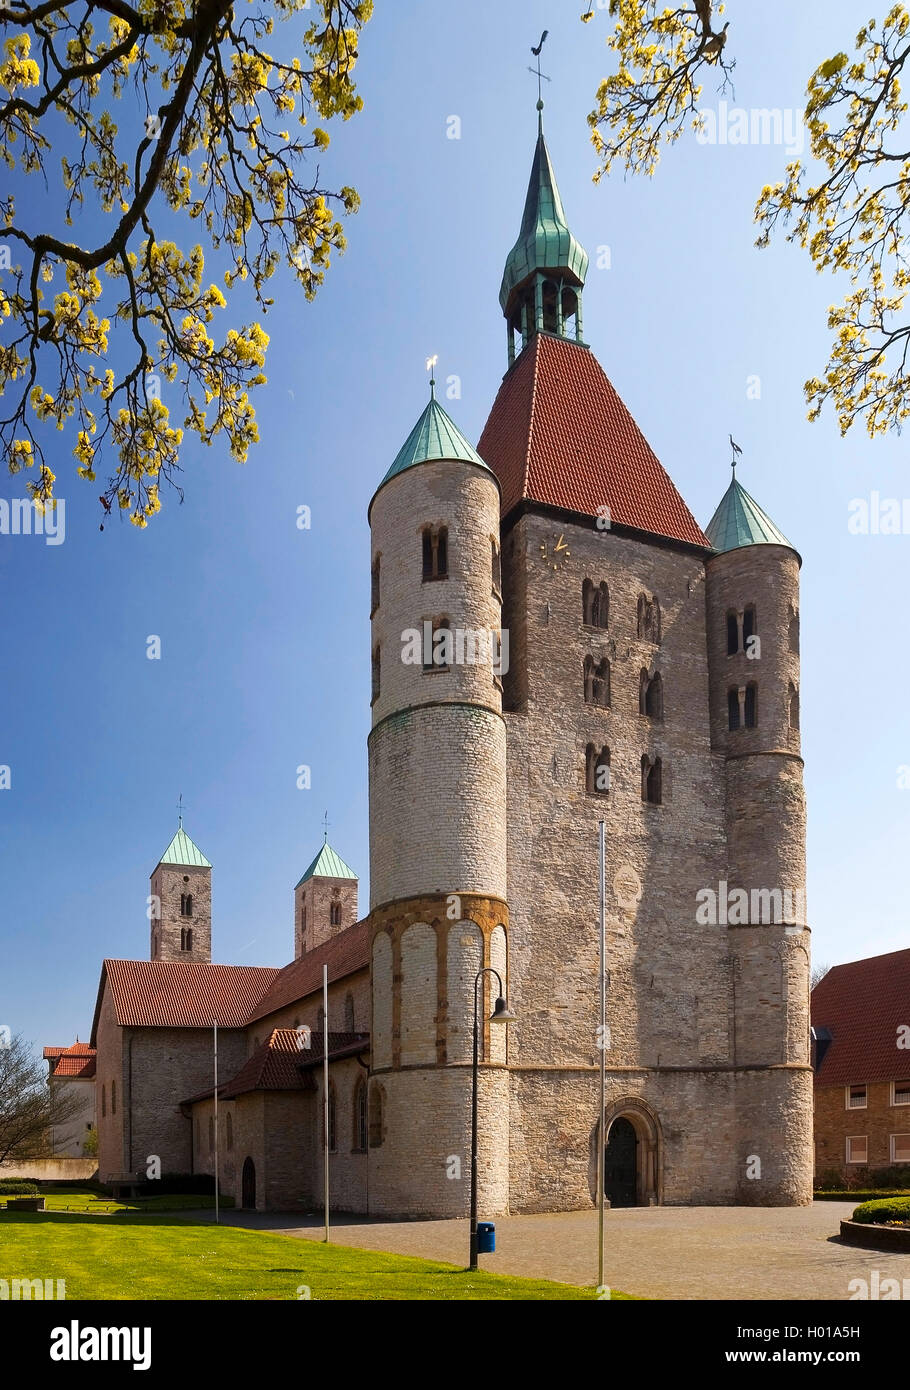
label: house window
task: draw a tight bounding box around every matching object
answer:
[354,1078,367,1151]
[111,1080,116,1115]
[846,1135,868,1164]
[369,1082,384,1147]
[585,743,611,797]
[846,1085,867,1110]
[640,670,663,720]
[180,893,193,917]
[642,755,662,805]
[371,555,380,615]
[892,1080,910,1106]
[330,902,341,926]
[226,1113,233,1151]
[727,688,740,731]
[744,682,758,729]
[726,611,739,655]
[891,1133,910,1163]
[371,645,380,703]
[422,525,448,581]
[491,538,501,594]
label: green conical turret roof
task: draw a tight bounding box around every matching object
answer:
[295,840,357,890]
[705,477,793,554]
[499,112,589,315]
[156,827,211,869]
[377,391,491,490]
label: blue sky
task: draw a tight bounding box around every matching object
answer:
[1,0,907,1052]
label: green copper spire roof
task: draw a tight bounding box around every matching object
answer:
[705,477,793,554]
[295,840,357,890]
[378,388,490,489]
[156,827,211,869]
[499,112,589,315]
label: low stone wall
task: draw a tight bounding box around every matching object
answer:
[0,1159,97,1182]
[839,1219,910,1252]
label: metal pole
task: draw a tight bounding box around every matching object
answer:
[214,1021,219,1225]
[597,820,606,1291]
[469,973,480,1272]
[323,963,329,1243]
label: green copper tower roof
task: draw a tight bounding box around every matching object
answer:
[499,112,589,315]
[156,827,211,869]
[378,388,491,489]
[705,477,793,554]
[295,840,357,890]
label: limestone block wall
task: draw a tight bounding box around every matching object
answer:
[313,1058,370,1213]
[294,875,359,960]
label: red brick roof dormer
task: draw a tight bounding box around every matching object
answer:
[478,334,709,549]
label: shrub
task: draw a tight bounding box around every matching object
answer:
[0,1180,40,1195]
[852,1196,910,1225]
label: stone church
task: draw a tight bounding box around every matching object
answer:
[89,111,813,1213]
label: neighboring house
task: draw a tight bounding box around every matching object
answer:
[811,949,910,1182]
[43,1041,96,1156]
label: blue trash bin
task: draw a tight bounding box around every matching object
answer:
[477,1222,495,1254]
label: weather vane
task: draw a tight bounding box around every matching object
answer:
[426,354,438,398]
[528,30,550,107]
[176,792,185,829]
[729,434,742,479]
[322,810,330,844]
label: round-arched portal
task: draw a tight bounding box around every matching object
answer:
[592,1098,662,1207]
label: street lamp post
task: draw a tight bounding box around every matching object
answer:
[469,966,516,1273]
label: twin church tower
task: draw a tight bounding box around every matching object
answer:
[148,110,813,1213]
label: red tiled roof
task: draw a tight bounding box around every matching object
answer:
[183,1028,369,1103]
[44,1041,96,1077]
[811,948,910,1087]
[246,920,370,1024]
[478,334,709,548]
[91,959,280,1041]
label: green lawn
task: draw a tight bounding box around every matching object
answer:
[0,1210,627,1300]
[0,1187,231,1214]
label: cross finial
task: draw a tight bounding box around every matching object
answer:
[528,29,550,111]
[426,354,438,399]
[176,793,185,829]
[322,810,330,844]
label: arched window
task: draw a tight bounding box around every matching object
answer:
[101,1084,106,1118]
[111,1080,116,1115]
[424,617,451,671]
[727,687,740,731]
[186,928,193,952]
[744,682,758,728]
[593,658,610,707]
[596,581,609,628]
[353,1078,368,1151]
[371,554,380,615]
[369,1082,384,1147]
[583,654,596,704]
[542,277,559,333]
[642,755,662,805]
[640,670,662,720]
[422,525,448,581]
[208,1116,214,1152]
[726,611,739,655]
[180,893,192,917]
[226,1113,233,1151]
[371,645,380,703]
[344,992,355,1031]
[789,681,800,729]
[491,538,501,594]
[324,1082,337,1152]
[743,605,756,647]
[586,743,610,796]
[180,927,186,951]
[583,578,595,625]
[330,902,341,926]
[637,594,661,643]
[789,606,800,654]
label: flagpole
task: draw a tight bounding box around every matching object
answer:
[323,964,330,1243]
[597,819,606,1292]
[213,1021,220,1225]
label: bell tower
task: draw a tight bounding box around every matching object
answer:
[149,824,212,963]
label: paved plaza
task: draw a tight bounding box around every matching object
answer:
[216,1201,910,1300]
